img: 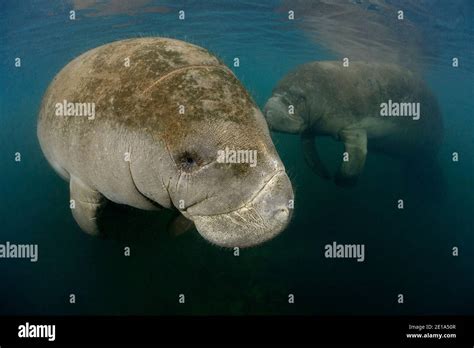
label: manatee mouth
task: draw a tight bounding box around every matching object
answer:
[190,170,294,248]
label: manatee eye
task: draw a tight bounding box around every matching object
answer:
[178,151,200,172]
[295,94,306,104]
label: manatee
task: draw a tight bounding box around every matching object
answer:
[264,61,443,187]
[38,38,294,247]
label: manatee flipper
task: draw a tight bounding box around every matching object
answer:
[301,131,331,180]
[69,176,106,235]
[335,128,367,187]
[167,214,195,237]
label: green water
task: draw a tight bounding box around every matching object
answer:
[0,0,473,315]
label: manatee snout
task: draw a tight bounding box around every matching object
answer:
[191,170,293,248]
[264,95,305,134]
[258,171,294,226]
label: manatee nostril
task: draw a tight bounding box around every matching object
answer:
[273,207,290,224]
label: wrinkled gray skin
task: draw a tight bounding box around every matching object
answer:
[264,61,443,187]
[38,38,293,248]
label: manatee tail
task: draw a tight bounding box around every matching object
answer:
[402,156,446,200]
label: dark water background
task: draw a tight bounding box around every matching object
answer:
[0,0,473,315]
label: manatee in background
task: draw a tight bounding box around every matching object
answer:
[38,38,294,247]
[264,61,443,187]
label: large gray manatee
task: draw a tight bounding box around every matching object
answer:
[38,38,294,247]
[264,61,443,187]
